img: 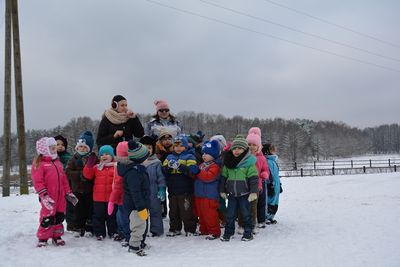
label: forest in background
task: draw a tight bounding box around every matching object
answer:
[1,111,399,167]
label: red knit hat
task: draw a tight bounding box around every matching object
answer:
[154,99,169,111]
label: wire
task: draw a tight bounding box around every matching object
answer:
[143,0,400,73]
[261,0,400,49]
[198,0,400,63]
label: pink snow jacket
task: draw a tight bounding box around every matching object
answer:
[31,156,71,211]
[254,151,270,191]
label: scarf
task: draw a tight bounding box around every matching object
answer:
[223,148,249,169]
[97,161,115,171]
[104,108,129,124]
[142,154,160,167]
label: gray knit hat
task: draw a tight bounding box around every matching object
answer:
[231,135,248,150]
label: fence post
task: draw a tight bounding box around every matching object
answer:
[333,160,335,168]
[332,167,335,175]
[351,160,353,168]
[294,162,297,170]
[363,166,366,173]
[369,160,372,168]
[395,165,397,172]
[389,159,391,167]
[301,168,303,177]
[314,161,316,170]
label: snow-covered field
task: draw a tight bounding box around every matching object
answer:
[1,172,400,267]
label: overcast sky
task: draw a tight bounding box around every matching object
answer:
[1,0,399,133]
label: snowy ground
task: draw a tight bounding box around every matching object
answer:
[1,172,400,267]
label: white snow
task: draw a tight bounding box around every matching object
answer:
[1,172,400,267]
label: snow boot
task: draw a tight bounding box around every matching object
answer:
[52,237,66,246]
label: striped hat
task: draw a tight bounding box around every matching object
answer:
[127,140,149,163]
[231,135,248,151]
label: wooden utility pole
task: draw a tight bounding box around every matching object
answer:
[11,0,28,195]
[2,0,28,196]
[2,0,12,197]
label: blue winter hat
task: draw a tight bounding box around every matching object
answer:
[173,134,189,149]
[75,131,94,152]
[99,145,115,158]
[202,140,220,159]
[127,140,149,163]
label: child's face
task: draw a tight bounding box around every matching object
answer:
[56,140,65,152]
[144,144,153,155]
[232,147,245,157]
[173,144,186,154]
[100,153,112,163]
[248,143,258,154]
[160,136,173,147]
[76,145,89,153]
[202,153,214,163]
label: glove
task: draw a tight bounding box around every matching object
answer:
[220,192,227,200]
[138,209,149,221]
[66,192,79,206]
[189,165,200,175]
[157,187,166,201]
[267,183,275,197]
[168,159,180,169]
[248,193,258,202]
[107,202,114,215]
[86,153,97,168]
[40,194,55,211]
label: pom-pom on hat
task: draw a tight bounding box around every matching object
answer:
[36,137,57,157]
[54,135,68,148]
[154,99,169,112]
[116,141,129,157]
[128,140,149,163]
[202,140,220,159]
[99,145,115,158]
[231,135,248,151]
[246,127,262,151]
[75,131,94,153]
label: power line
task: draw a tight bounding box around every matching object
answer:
[261,0,400,49]
[143,0,400,73]
[198,0,400,63]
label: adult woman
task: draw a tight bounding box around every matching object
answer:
[145,100,182,139]
[97,95,144,150]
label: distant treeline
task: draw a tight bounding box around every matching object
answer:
[1,112,399,166]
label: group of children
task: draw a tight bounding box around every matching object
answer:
[31,126,281,256]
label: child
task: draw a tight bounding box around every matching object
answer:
[219,135,258,242]
[83,145,118,240]
[163,134,198,237]
[54,134,74,231]
[118,140,151,256]
[263,144,281,224]
[140,135,166,237]
[108,141,131,246]
[190,140,221,240]
[66,131,95,237]
[245,127,269,230]
[31,137,78,247]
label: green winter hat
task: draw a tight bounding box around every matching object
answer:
[231,135,248,150]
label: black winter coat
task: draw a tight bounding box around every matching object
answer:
[96,115,144,150]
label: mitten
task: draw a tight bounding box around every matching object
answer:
[138,209,149,221]
[86,153,97,168]
[267,183,275,197]
[40,194,55,211]
[247,193,258,202]
[107,202,114,216]
[66,192,79,206]
[189,165,200,175]
[220,192,227,200]
[168,159,180,169]
[157,187,166,201]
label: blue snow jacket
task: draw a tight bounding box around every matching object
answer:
[267,154,280,205]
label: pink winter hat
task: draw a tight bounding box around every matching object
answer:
[116,141,129,157]
[246,127,262,150]
[154,99,169,111]
[36,137,57,157]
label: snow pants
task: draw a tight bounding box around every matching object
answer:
[195,197,220,237]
